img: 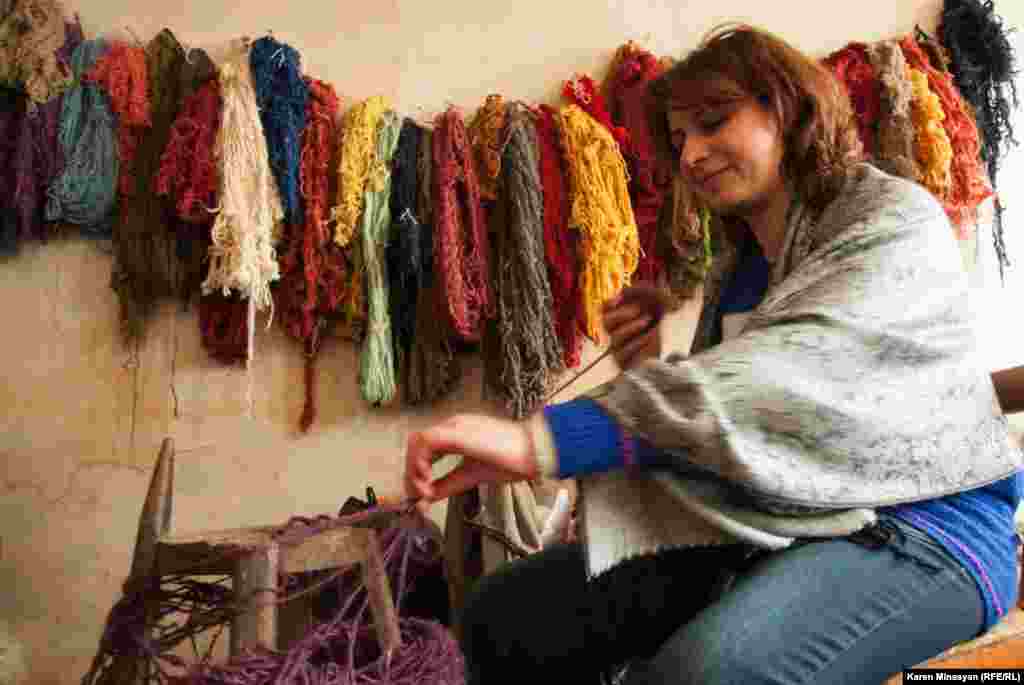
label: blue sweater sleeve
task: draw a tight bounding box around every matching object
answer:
[542,397,665,479]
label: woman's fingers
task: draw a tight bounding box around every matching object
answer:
[609,313,653,343]
[603,302,647,332]
[615,330,659,369]
[427,460,498,502]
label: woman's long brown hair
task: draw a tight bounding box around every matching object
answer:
[647,24,864,216]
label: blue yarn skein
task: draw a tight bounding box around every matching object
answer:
[249,36,309,226]
[45,38,119,237]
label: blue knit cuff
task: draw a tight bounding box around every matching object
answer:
[542,398,662,479]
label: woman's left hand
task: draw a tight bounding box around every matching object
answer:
[404,414,540,508]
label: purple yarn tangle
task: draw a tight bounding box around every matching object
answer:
[82,507,465,685]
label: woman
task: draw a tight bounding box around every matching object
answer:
[404,25,1022,684]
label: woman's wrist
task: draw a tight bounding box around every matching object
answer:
[524,413,560,479]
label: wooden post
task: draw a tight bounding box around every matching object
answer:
[362,530,401,656]
[231,544,279,654]
[130,438,175,581]
[88,438,175,685]
[277,595,314,650]
[444,491,470,640]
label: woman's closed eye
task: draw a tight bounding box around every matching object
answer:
[697,111,727,133]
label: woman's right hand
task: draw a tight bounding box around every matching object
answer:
[602,284,670,370]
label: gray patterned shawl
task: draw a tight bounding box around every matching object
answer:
[579,163,1022,579]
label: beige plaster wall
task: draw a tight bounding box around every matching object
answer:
[1,0,1021,682]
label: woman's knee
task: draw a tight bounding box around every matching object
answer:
[458,544,586,659]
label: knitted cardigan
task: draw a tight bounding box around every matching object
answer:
[575,163,1022,578]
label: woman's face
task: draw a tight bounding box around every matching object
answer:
[668,89,786,218]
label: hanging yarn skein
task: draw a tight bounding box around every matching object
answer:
[157,78,222,224]
[83,40,150,198]
[203,42,284,314]
[562,72,630,152]
[250,36,309,226]
[88,39,163,343]
[2,17,82,253]
[822,43,880,154]
[276,77,342,431]
[156,35,217,304]
[358,111,402,405]
[866,41,920,183]
[45,37,119,236]
[908,67,954,203]
[558,104,640,342]
[604,41,671,285]
[156,70,222,302]
[0,0,72,105]
[332,95,389,341]
[482,103,565,419]
[0,88,21,253]
[535,104,585,368]
[940,0,1019,274]
[901,35,992,234]
[406,124,463,405]
[333,95,387,246]
[433,106,492,343]
[387,119,425,380]
[467,94,507,205]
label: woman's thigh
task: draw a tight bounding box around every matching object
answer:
[626,520,984,685]
[459,542,744,684]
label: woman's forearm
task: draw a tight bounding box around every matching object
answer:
[991,366,1024,415]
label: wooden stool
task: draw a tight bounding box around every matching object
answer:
[109,438,402,682]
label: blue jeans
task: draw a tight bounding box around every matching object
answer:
[459,517,983,684]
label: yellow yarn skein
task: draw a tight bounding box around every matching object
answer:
[558,104,640,342]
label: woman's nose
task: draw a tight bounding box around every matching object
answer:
[681,134,710,170]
